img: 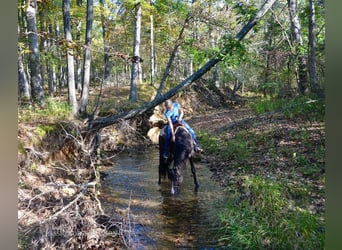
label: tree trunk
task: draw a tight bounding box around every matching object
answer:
[100,0,112,86]
[54,21,63,93]
[129,2,142,102]
[18,27,31,101]
[39,6,47,90]
[308,0,321,96]
[26,0,45,104]
[63,0,78,115]
[287,0,309,95]
[79,0,94,113]
[75,19,83,92]
[46,24,56,96]
[150,1,155,86]
[87,0,277,132]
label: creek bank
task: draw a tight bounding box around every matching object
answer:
[18,96,325,248]
[187,106,325,217]
[18,120,143,249]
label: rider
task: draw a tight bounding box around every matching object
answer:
[162,99,203,160]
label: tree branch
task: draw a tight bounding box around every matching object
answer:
[87,0,277,132]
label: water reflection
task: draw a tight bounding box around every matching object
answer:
[99,149,224,249]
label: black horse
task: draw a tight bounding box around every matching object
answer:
[158,123,199,194]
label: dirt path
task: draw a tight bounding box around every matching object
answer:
[187,106,325,216]
[188,107,253,133]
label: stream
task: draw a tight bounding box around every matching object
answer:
[99,148,226,249]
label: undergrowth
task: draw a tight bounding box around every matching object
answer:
[19,98,72,123]
[248,95,325,121]
[216,176,324,249]
[198,96,325,249]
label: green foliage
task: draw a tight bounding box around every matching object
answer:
[19,99,72,123]
[198,130,255,163]
[216,176,325,249]
[255,82,280,97]
[36,124,59,138]
[249,96,325,121]
[220,35,248,66]
[232,1,258,24]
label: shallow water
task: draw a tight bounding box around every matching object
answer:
[99,149,225,249]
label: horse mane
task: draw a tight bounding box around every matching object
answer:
[173,126,194,167]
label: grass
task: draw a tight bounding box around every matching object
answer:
[19,98,72,123]
[248,95,325,121]
[216,176,325,249]
[197,96,325,249]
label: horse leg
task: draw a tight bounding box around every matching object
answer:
[158,158,164,185]
[170,168,176,194]
[189,157,199,190]
[158,166,161,185]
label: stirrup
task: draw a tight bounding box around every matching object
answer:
[194,145,203,153]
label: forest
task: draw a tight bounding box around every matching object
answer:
[18,0,325,248]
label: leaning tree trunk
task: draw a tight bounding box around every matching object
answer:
[154,2,194,98]
[63,0,78,115]
[26,0,45,104]
[129,2,142,102]
[79,0,94,114]
[86,0,277,133]
[287,0,309,95]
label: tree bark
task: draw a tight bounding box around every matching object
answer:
[18,27,31,101]
[129,2,142,102]
[26,0,45,104]
[46,24,56,96]
[63,0,78,115]
[39,6,47,90]
[287,0,309,95]
[79,0,94,113]
[150,1,156,86]
[100,0,112,86]
[308,0,321,96]
[75,19,83,92]
[87,0,277,132]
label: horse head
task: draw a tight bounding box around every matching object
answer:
[170,126,199,194]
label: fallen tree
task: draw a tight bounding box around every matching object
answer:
[86,0,277,133]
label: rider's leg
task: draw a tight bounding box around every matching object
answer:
[181,120,203,152]
[163,125,171,159]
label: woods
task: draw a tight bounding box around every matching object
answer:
[18,0,325,249]
[18,0,325,114]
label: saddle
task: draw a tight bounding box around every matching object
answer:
[160,122,189,137]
